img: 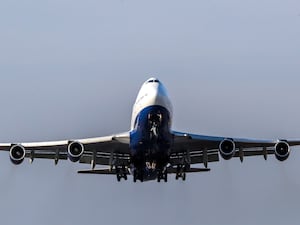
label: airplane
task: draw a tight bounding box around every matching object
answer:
[0,77,299,182]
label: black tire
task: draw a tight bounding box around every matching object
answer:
[164,170,168,182]
[133,170,137,183]
[117,174,121,182]
[182,173,186,181]
[157,170,161,182]
[140,170,144,182]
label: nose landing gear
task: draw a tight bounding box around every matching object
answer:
[149,113,162,140]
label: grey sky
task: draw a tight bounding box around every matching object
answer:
[0,0,300,225]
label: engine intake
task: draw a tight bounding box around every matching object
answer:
[68,141,84,162]
[219,139,236,160]
[275,141,290,161]
[10,145,26,165]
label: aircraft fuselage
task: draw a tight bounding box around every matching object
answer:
[129,78,173,180]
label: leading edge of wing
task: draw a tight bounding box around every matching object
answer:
[172,131,300,148]
[173,130,274,144]
[0,132,130,150]
[77,132,130,145]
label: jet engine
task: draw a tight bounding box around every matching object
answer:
[219,139,236,160]
[67,141,84,162]
[274,141,290,161]
[10,145,26,165]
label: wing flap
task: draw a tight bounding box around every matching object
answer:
[170,150,219,165]
[79,152,130,166]
[234,149,274,157]
[26,152,68,160]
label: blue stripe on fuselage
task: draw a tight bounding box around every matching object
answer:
[130,105,173,168]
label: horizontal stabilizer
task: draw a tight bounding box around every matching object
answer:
[78,168,129,175]
[167,167,211,174]
[78,167,210,175]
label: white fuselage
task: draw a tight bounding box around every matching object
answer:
[131,78,173,130]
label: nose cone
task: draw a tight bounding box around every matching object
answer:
[137,78,172,109]
[131,77,173,129]
[147,80,172,113]
[147,79,168,100]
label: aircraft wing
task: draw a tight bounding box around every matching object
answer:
[0,132,131,166]
[171,131,300,165]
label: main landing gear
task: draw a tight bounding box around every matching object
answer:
[133,168,147,183]
[116,166,128,182]
[157,169,167,182]
[175,165,187,181]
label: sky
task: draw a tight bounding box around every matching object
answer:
[0,0,300,224]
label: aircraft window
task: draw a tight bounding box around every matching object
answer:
[147,79,159,83]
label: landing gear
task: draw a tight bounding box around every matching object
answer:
[133,170,137,183]
[117,173,121,182]
[133,168,144,183]
[157,168,168,182]
[182,172,186,181]
[115,166,128,182]
[175,165,187,181]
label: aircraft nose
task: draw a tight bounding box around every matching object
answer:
[149,85,169,107]
[149,80,164,94]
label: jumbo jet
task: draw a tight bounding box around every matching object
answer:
[1,78,299,182]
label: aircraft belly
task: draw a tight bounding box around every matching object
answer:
[130,105,172,168]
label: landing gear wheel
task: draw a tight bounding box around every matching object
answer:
[157,170,162,182]
[133,170,137,183]
[139,170,144,183]
[133,169,144,182]
[117,174,121,182]
[182,172,186,181]
[175,165,182,181]
[157,169,168,183]
[175,165,187,181]
[164,169,168,182]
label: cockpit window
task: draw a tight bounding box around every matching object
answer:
[147,79,160,83]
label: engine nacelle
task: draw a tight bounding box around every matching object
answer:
[275,141,290,161]
[219,139,236,160]
[67,141,84,162]
[10,145,26,165]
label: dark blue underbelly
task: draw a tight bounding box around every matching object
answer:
[130,105,173,168]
